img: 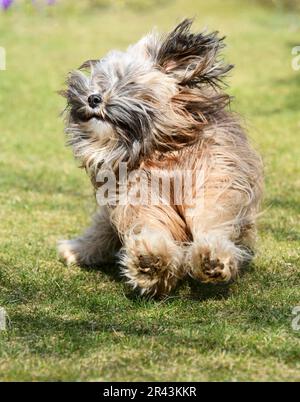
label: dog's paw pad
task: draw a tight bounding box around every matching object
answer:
[138,255,162,276]
[189,247,238,284]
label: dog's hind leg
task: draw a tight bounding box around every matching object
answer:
[58,207,120,266]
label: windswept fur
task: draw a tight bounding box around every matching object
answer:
[58,19,263,297]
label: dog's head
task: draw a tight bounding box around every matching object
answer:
[61,19,232,175]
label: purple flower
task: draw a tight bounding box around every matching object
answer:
[1,0,13,10]
[31,0,56,8]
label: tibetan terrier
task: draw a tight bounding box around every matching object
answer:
[58,19,263,297]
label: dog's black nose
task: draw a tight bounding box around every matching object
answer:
[88,94,102,108]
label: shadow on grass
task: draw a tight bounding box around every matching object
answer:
[8,292,299,364]
[3,256,299,363]
[183,278,231,301]
[4,313,199,362]
[80,259,124,283]
[183,260,254,301]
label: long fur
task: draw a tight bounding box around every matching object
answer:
[58,19,263,297]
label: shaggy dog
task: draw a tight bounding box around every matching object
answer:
[58,19,263,297]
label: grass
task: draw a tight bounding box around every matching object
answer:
[0,0,299,381]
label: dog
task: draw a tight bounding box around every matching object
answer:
[58,19,263,297]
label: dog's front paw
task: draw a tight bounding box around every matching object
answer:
[120,233,184,297]
[187,241,238,284]
[57,239,82,266]
[121,250,179,297]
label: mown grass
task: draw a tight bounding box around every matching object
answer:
[0,0,299,381]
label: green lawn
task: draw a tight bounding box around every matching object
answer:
[0,0,299,381]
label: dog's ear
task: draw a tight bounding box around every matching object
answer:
[79,59,99,70]
[156,19,233,88]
